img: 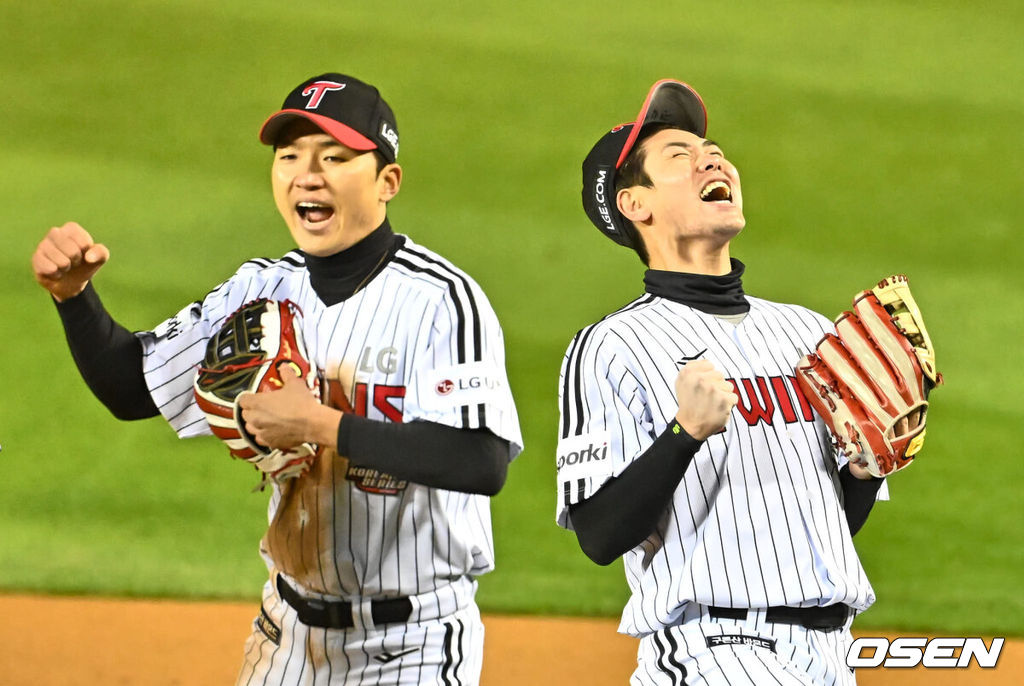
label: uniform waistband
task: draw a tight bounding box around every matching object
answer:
[272,572,477,630]
[707,604,852,631]
[277,575,411,629]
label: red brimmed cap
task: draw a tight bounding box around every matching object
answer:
[259,73,400,163]
[581,79,707,249]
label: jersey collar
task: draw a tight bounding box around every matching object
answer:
[302,219,405,306]
[643,258,750,315]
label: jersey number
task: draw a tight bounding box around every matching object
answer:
[325,378,405,423]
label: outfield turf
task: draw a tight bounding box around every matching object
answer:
[1,0,1021,637]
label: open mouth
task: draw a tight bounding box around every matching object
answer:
[700,181,732,203]
[296,201,335,224]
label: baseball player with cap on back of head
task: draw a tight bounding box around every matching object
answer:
[32,72,522,685]
[555,80,914,685]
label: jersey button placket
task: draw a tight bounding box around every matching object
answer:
[728,322,762,374]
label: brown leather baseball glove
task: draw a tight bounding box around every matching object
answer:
[796,275,942,477]
[193,298,321,484]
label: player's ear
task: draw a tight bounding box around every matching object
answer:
[377,163,402,203]
[617,186,651,224]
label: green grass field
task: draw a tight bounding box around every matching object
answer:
[2,0,1021,638]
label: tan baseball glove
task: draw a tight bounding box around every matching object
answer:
[795,275,942,477]
[193,298,321,484]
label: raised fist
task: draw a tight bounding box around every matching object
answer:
[31,222,110,301]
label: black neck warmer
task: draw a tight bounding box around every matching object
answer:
[303,219,405,306]
[643,258,749,315]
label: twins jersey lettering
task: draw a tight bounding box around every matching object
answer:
[556,295,883,638]
[136,236,520,683]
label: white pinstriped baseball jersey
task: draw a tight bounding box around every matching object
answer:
[556,294,882,638]
[137,236,522,605]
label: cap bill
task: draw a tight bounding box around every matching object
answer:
[615,79,707,168]
[259,110,378,151]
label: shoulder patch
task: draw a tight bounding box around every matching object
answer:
[152,301,201,340]
[556,431,613,481]
[417,362,509,411]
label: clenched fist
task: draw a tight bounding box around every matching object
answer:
[237,365,340,453]
[31,222,110,302]
[674,359,738,440]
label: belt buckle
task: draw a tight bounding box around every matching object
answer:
[326,601,351,629]
[821,605,850,631]
[802,605,848,631]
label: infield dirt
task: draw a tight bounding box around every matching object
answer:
[1,594,1018,684]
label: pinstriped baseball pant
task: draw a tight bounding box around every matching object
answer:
[631,605,858,686]
[236,578,484,685]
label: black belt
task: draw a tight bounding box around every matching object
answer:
[276,575,413,629]
[708,604,851,631]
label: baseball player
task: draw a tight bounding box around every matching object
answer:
[555,79,898,685]
[32,72,523,685]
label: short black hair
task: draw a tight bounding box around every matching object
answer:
[614,123,678,266]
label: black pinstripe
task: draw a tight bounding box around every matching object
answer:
[662,629,688,682]
[401,247,482,362]
[440,621,456,686]
[652,631,678,685]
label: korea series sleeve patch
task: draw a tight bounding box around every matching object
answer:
[556,431,615,512]
[136,300,212,438]
[151,301,203,340]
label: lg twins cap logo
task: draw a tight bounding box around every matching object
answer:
[380,121,399,155]
[593,168,616,234]
[302,81,346,109]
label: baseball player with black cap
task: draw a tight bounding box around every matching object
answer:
[555,79,892,684]
[32,72,522,685]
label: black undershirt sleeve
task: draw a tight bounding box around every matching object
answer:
[568,421,702,566]
[840,464,885,535]
[566,425,883,565]
[54,283,159,420]
[337,415,511,496]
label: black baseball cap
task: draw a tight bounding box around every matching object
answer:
[259,73,400,163]
[581,79,707,249]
